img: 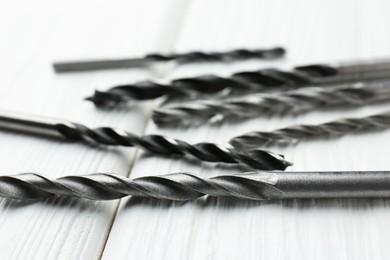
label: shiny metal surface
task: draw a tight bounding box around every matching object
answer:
[0,110,64,138]
[53,47,285,72]
[0,110,291,170]
[86,58,390,107]
[230,110,390,149]
[153,80,390,126]
[1,171,390,200]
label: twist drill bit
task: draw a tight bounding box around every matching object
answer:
[0,110,291,170]
[153,81,390,126]
[53,47,285,73]
[2,171,390,201]
[86,58,390,107]
[230,111,390,149]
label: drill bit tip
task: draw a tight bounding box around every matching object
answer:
[84,90,126,107]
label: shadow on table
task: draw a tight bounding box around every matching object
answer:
[0,196,115,214]
[123,196,390,211]
[3,195,390,212]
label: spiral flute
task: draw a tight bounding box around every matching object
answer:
[230,110,390,149]
[0,110,291,170]
[53,47,285,73]
[86,58,390,107]
[2,171,390,201]
[153,81,390,126]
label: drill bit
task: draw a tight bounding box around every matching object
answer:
[53,47,285,73]
[153,81,390,126]
[0,110,291,170]
[86,58,390,107]
[230,110,390,149]
[2,171,390,201]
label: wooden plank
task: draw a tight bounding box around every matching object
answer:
[102,0,390,259]
[0,0,178,259]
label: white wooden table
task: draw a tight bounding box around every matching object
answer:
[1,0,390,259]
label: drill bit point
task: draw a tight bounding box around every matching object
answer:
[84,96,96,103]
[85,90,127,107]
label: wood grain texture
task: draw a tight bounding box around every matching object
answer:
[101,0,390,259]
[0,0,177,259]
[3,0,390,259]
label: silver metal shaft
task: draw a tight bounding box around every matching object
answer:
[335,58,390,76]
[2,171,390,200]
[0,110,66,138]
[302,58,390,84]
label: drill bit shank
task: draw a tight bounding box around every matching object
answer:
[53,47,285,73]
[0,110,290,170]
[2,171,390,201]
[230,111,390,149]
[153,81,390,126]
[86,58,390,107]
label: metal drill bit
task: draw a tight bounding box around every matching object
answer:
[86,58,390,107]
[0,110,291,170]
[2,171,390,201]
[230,110,390,149]
[53,47,285,73]
[153,81,390,126]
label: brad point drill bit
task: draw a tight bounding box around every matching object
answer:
[86,58,390,107]
[53,47,285,73]
[230,110,390,149]
[2,171,390,201]
[0,110,291,170]
[153,81,390,126]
